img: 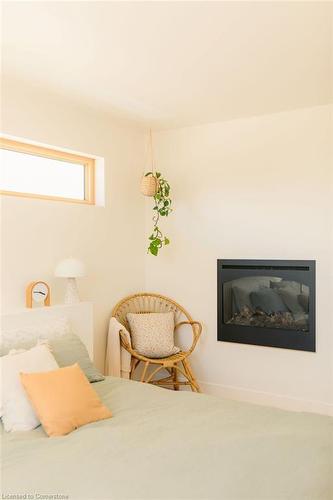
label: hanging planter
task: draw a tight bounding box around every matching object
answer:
[141,130,172,256]
[140,172,159,197]
[141,130,158,197]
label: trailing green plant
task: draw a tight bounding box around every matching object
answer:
[146,172,172,256]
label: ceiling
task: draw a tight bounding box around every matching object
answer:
[2,1,332,129]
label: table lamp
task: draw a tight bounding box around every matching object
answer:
[55,258,85,304]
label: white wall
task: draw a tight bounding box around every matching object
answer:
[1,77,146,370]
[1,77,332,415]
[145,105,333,415]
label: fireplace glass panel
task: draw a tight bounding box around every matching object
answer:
[223,276,309,332]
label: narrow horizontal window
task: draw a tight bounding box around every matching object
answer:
[0,138,95,204]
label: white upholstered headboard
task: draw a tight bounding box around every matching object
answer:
[1,302,94,358]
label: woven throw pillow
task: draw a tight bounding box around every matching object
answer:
[126,312,180,358]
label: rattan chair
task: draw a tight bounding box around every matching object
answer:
[111,293,202,392]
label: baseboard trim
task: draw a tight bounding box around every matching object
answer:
[198,380,333,416]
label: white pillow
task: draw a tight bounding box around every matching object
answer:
[0,316,71,356]
[0,344,58,432]
[127,312,180,358]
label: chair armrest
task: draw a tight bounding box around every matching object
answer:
[174,321,202,355]
[119,329,140,356]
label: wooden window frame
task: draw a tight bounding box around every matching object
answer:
[0,138,95,205]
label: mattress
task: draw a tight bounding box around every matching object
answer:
[1,376,332,499]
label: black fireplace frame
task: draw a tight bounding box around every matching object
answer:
[217,259,316,352]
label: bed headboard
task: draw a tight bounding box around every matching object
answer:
[1,302,94,358]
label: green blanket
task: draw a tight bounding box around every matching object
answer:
[1,376,332,499]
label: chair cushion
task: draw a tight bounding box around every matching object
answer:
[126,312,180,358]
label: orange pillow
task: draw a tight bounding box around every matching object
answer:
[20,363,112,437]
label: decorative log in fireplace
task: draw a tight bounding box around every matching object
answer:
[217,260,315,351]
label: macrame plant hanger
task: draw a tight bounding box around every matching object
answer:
[140,129,159,197]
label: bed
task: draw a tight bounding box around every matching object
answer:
[1,305,332,499]
[2,375,332,500]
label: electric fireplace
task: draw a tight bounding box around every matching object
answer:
[217,260,315,351]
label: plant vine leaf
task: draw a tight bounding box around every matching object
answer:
[146,172,172,256]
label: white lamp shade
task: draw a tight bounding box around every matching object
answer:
[55,258,85,278]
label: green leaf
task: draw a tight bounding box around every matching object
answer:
[150,236,161,245]
[156,172,161,178]
[164,237,170,245]
[149,244,158,256]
